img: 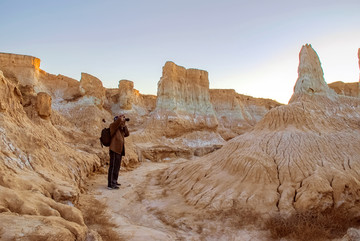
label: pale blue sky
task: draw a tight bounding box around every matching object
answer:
[1,0,359,103]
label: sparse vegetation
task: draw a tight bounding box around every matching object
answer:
[78,196,124,241]
[265,209,360,241]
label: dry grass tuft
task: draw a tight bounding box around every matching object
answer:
[265,209,360,241]
[79,197,124,241]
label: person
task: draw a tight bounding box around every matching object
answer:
[107,114,129,190]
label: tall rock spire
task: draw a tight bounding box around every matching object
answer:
[292,44,335,98]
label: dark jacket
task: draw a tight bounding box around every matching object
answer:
[109,118,129,155]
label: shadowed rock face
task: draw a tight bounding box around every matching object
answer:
[161,44,360,216]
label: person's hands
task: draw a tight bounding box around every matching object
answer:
[119,115,126,126]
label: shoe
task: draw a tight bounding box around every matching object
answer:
[107,185,119,190]
[113,182,121,186]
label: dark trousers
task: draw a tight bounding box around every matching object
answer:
[108,150,122,187]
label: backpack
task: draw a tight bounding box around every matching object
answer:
[100,127,111,147]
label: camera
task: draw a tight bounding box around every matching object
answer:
[125,118,130,122]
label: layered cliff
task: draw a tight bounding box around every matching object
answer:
[149,61,218,137]
[210,89,281,140]
[0,53,40,86]
[134,62,224,162]
[160,44,360,217]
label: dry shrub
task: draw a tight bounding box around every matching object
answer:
[79,197,124,241]
[265,209,360,241]
[209,206,261,228]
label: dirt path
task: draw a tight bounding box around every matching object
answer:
[83,161,178,240]
[82,160,270,241]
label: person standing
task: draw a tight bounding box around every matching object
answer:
[108,114,129,190]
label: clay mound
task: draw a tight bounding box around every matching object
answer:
[161,44,360,215]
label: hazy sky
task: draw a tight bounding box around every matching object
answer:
[1,0,359,103]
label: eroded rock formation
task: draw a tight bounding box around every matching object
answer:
[36,92,52,118]
[0,70,102,239]
[105,80,157,130]
[134,62,225,161]
[149,61,218,137]
[79,72,106,107]
[160,44,360,217]
[210,89,281,140]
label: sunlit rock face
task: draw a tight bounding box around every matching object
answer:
[0,70,102,239]
[40,73,82,101]
[0,53,40,86]
[79,72,105,107]
[149,61,218,137]
[118,79,135,110]
[161,44,360,217]
[210,89,281,140]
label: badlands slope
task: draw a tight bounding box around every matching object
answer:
[0,52,279,240]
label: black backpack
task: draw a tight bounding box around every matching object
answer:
[100,127,111,147]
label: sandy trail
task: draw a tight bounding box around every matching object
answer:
[84,161,178,240]
[83,160,269,241]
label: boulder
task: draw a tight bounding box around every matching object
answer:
[36,92,52,118]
